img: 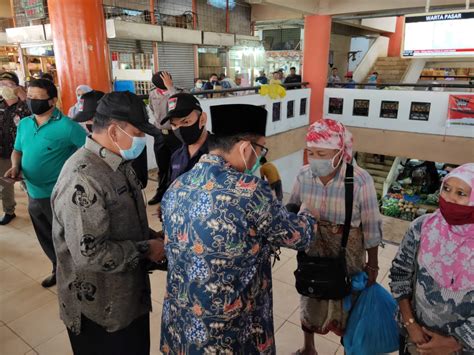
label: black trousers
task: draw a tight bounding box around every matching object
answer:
[153,131,181,201]
[67,314,150,355]
[131,148,148,189]
[28,196,56,272]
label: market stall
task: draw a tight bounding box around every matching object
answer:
[380,160,452,221]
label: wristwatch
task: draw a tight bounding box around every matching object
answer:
[404,318,415,328]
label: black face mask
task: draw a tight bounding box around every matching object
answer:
[174,115,204,145]
[27,98,52,115]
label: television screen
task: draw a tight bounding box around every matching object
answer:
[402,10,474,57]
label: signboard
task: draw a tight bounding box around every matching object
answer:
[409,102,431,121]
[328,97,343,115]
[403,10,474,57]
[447,95,474,126]
[380,101,399,119]
[353,99,370,117]
[21,0,45,21]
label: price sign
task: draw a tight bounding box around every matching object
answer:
[21,0,45,20]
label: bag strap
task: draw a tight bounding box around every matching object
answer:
[341,164,354,254]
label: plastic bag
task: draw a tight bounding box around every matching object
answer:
[343,283,400,355]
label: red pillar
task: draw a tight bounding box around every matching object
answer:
[387,16,405,57]
[302,15,332,125]
[48,0,112,114]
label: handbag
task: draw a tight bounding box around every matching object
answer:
[294,164,354,300]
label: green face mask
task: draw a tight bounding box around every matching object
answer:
[241,143,262,175]
[245,159,261,175]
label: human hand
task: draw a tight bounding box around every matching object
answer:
[300,201,319,220]
[407,323,430,346]
[417,328,462,354]
[364,264,379,286]
[14,86,27,101]
[4,165,21,180]
[160,72,174,90]
[147,238,165,262]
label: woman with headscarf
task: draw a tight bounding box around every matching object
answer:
[290,119,383,355]
[67,84,92,118]
[390,163,473,354]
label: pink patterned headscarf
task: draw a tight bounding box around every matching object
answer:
[419,163,474,291]
[306,119,354,163]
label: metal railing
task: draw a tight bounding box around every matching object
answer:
[329,82,474,90]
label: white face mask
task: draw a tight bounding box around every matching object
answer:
[196,82,203,89]
[309,151,342,177]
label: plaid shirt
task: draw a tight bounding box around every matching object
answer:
[289,163,382,249]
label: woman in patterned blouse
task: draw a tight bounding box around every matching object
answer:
[390,163,474,354]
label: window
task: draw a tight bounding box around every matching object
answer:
[287,100,294,118]
[272,102,281,122]
[300,98,307,115]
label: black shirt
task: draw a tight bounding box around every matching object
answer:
[284,75,302,89]
[0,100,31,159]
[168,136,209,184]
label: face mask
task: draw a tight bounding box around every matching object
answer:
[309,151,342,177]
[0,87,17,100]
[113,126,147,160]
[174,115,204,145]
[439,196,474,225]
[196,82,203,89]
[369,75,377,81]
[27,98,53,115]
[240,143,261,175]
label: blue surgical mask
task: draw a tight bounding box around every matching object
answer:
[309,150,343,177]
[114,126,147,160]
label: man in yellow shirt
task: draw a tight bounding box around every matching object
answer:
[260,157,283,201]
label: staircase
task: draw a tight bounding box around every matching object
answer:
[357,153,395,197]
[366,57,410,84]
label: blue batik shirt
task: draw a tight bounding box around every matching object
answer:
[160,154,317,354]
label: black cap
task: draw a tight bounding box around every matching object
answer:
[160,93,202,125]
[210,104,267,137]
[96,91,160,136]
[73,90,105,123]
[152,71,171,90]
[0,72,19,86]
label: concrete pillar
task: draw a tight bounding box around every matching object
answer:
[48,0,112,113]
[387,16,405,57]
[302,15,332,124]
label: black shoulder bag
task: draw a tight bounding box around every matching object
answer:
[294,164,354,300]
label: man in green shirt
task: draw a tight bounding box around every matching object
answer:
[4,79,86,288]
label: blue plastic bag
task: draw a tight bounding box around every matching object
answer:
[343,282,400,355]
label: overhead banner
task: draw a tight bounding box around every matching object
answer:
[403,10,474,57]
[447,94,474,126]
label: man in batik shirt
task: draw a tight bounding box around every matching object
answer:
[160,104,318,354]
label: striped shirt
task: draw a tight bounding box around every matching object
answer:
[289,163,382,249]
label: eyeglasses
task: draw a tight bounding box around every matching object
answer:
[252,142,269,158]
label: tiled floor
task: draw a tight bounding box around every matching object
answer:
[0,184,402,355]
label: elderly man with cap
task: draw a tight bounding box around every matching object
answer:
[159,104,318,354]
[72,90,149,189]
[289,119,382,355]
[0,71,30,225]
[148,71,182,206]
[51,91,166,355]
